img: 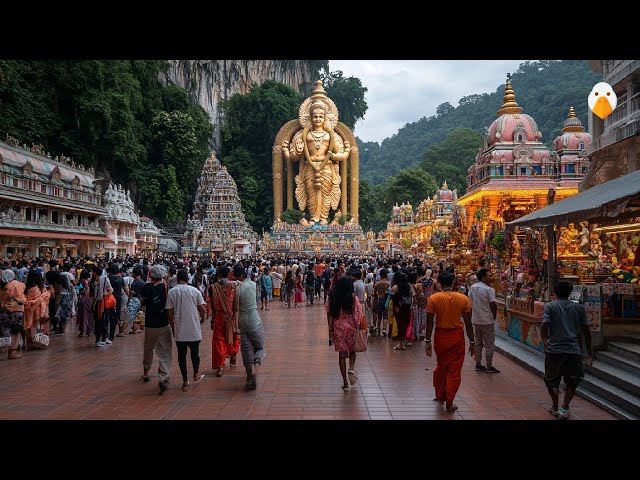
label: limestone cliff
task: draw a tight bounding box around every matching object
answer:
[161,60,318,151]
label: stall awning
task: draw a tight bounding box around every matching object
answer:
[506,170,640,229]
[0,229,110,242]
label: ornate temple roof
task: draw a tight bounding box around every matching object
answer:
[487,79,542,146]
[185,151,257,252]
[553,106,592,152]
[0,141,97,189]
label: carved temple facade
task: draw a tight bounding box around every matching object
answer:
[136,217,161,257]
[0,138,109,259]
[457,79,590,236]
[100,182,140,257]
[183,151,258,257]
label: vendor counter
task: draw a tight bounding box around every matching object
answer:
[495,284,639,349]
[496,297,544,352]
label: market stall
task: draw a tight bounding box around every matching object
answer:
[504,170,640,348]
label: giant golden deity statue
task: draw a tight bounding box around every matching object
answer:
[273,80,359,225]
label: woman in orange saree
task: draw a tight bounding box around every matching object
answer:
[209,266,240,377]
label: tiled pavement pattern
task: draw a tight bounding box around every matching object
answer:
[0,300,616,420]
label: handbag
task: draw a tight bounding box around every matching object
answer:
[33,323,50,348]
[104,292,116,311]
[353,306,368,353]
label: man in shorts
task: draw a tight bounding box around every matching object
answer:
[541,281,593,419]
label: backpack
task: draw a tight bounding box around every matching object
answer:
[400,294,412,308]
[306,269,315,286]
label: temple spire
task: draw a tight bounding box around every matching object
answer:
[562,106,585,132]
[496,77,523,115]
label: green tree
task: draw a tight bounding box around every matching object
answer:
[162,165,185,222]
[419,128,484,194]
[322,69,368,131]
[281,209,304,224]
[221,80,303,232]
[385,167,438,211]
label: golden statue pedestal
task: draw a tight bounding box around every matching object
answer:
[266,222,364,254]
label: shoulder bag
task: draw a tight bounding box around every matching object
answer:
[353,304,368,352]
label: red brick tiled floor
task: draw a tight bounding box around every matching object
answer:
[0,299,616,420]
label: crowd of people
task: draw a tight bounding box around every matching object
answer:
[0,252,591,416]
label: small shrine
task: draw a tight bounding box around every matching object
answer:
[183,151,258,257]
[136,217,161,257]
[101,182,139,256]
[387,182,468,256]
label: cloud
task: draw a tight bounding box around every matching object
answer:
[329,60,526,144]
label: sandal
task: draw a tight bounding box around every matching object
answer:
[182,382,190,392]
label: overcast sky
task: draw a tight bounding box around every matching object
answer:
[329,60,526,144]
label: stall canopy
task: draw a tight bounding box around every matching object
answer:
[506,170,640,229]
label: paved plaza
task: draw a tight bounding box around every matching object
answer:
[0,300,616,420]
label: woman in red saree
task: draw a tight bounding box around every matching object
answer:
[209,266,240,377]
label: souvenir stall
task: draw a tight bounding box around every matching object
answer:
[505,170,640,348]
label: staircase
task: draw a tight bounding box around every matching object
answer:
[580,339,640,419]
[495,331,640,419]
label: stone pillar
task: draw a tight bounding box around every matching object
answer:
[272,120,299,222]
[340,159,347,216]
[336,123,359,223]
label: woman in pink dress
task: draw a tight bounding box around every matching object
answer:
[328,275,363,390]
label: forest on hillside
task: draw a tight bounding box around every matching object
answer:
[359,60,599,187]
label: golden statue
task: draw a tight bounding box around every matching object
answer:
[274,80,359,225]
[558,223,581,256]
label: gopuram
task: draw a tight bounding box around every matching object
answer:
[183,151,258,258]
[267,80,364,253]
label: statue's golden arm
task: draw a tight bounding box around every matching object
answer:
[329,141,351,163]
[282,139,303,163]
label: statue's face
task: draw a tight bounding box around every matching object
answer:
[312,109,325,128]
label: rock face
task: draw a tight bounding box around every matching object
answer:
[161,60,317,150]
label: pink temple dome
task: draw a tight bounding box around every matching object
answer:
[488,113,542,146]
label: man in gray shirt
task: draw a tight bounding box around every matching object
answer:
[541,281,593,420]
[234,264,266,390]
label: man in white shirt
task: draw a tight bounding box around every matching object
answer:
[166,269,206,392]
[468,268,499,373]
